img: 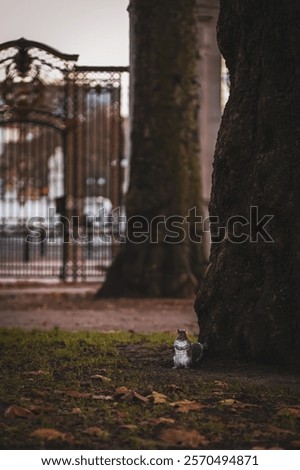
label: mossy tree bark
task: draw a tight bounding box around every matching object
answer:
[98,0,206,297]
[195,0,300,367]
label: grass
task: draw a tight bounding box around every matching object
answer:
[0,328,299,449]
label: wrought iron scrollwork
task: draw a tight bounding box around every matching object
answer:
[0,38,129,281]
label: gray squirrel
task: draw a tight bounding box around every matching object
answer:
[173,329,207,369]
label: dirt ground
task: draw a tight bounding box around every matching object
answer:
[0,284,198,334]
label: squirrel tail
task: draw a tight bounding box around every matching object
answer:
[192,341,207,367]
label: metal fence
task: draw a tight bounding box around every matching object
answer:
[0,38,128,281]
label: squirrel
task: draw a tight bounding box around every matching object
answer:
[173,329,207,369]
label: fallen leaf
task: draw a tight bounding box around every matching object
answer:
[121,390,149,403]
[92,395,113,401]
[219,399,236,406]
[84,426,105,437]
[70,407,82,414]
[159,428,209,448]
[153,417,175,425]
[114,386,130,397]
[268,426,295,435]
[131,390,149,403]
[4,405,33,419]
[114,387,149,403]
[64,390,92,398]
[119,424,138,430]
[150,391,168,404]
[31,428,66,441]
[120,392,135,402]
[227,422,247,431]
[90,375,111,382]
[235,402,258,409]
[277,406,300,418]
[170,400,205,413]
[34,390,50,397]
[25,370,49,376]
[28,405,56,413]
[212,391,225,396]
[220,400,258,409]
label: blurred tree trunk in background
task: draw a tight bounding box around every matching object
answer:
[195,0,300,367]
[98,0,206,297]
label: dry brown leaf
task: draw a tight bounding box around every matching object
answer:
[92,394,113,401]
[170,400,205,413]
[219,398,236,406]
[114,387,149,403]
[114,386,130,397]
[28,405,56,413]
[220,400,258,410]
[31,428,66,441]
[150,391,168,404]
[64,390,92,399]
[84,426,105,437]
[4,405,33,419]
[159,428,209,448]
[235,402,258,409]
[70,407,82,414]
[268,426,295,436]
[251,430,264,439]
[25,370,50,376]
[120,392,135,402]
[154,417,175,425]
[170,399,198,407]
[219,398,257,410]
[90,374,111,382]
[131,390,149,403]
[35,390,50,397]
[277,406,300,418]
[119,424,138,430]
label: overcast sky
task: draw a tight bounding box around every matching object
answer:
[0,0,129,66]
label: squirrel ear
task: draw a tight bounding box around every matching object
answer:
[177,328,180,333]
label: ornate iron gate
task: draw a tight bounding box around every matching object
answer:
[0,38,128,281]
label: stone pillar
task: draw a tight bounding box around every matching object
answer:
[198,1,221,259]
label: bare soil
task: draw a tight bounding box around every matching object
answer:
[0,287,197,333]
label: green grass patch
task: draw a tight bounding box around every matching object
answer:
[0,328,299,450]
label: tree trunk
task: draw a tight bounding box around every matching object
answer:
[98,0,206,297]
[195,0,300,367]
